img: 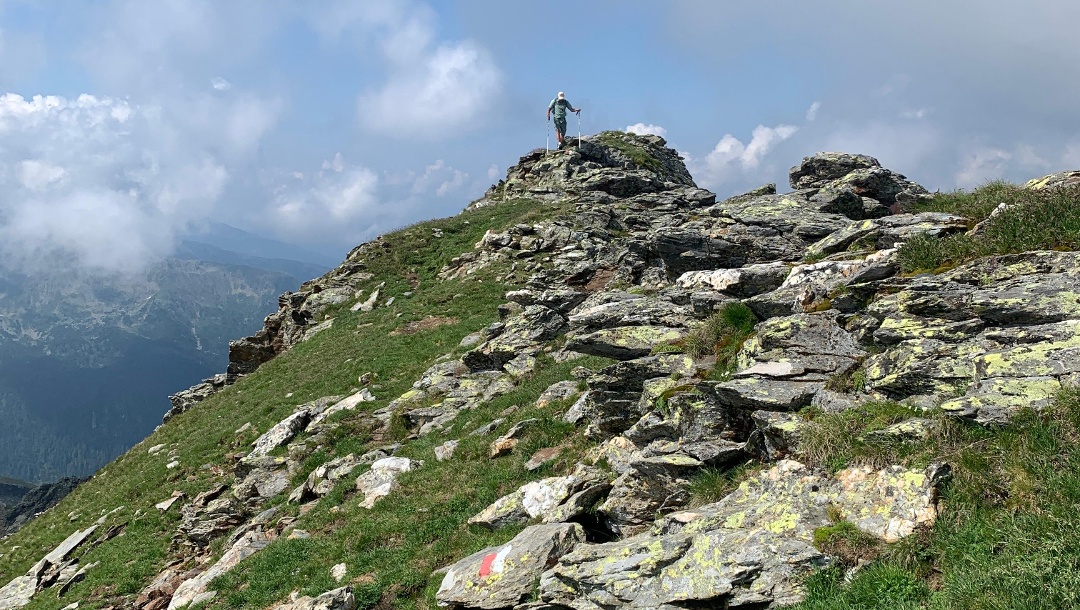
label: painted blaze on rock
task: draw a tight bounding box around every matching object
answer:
[436,523,584,609]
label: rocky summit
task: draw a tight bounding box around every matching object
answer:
[2,131,1080,610]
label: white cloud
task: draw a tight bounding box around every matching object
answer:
[955,143,1053,188]
[410,159,468,197]
[486,164,499,181]
[335,1,503,139]
[211,76,231,91]
[358,41,501,139]
[273,161,379,230]
[805,102,821,122]
[956,147,1012,188]
[0,92,261,273]
[261,152,470,248]
[16,160,67,192]
[626,123,667,137]
[688,124,798,189]
[900,108,928,119]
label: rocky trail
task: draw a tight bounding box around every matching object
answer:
[3,132,1079,610]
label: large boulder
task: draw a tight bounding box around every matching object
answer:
[790,152,881,189]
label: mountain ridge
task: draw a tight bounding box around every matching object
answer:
[2,132,1079,610]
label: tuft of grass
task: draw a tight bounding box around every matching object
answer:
[686,461,759,507]
[798,401,943,473]
[677,303,757,379]
[898,182,1080,273]
[792,564,929,610]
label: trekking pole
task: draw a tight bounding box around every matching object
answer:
[546,117,549,157]
[577,110,581,151]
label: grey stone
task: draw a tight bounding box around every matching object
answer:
[169,530,272,610]
[565,326,687,360]
[269,587,356,610]
[356,457,421,509]
[436,523,585,610]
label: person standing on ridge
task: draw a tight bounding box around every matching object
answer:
[547,92,580,150]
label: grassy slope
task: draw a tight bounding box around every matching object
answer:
[0,195,614,609]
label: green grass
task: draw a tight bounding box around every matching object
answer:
[674,302,758,379]
[789,388,1080,609]
[0,195,598,610]
[686,461,759,507]
[899,181,1080,273]
[594,131,665,174]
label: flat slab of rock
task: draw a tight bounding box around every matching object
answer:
[436,523,584,609]
[248,410,311,459]
[711,378,824,411]
[675,262,790,298]
[468,467,607,529]
[565,326,687,360]
[169,530,272,610]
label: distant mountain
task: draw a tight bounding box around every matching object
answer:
[0,477,31,507]
[181,220,339,268]
[174,240,330,283]
[0,238,328,483]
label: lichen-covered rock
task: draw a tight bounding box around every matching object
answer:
[861,253,1080,423]
[178,487,247,546]
[463,305,567,372]
[807,212,967,258]
[540,460,947,609]
[790,152,882,190]
[436,523,585,610]
[598,453,702,536]
[1025,169,1080,191]
[750,410,806,459]
[566,295,692,331]
[737,312,866,380]
[565,325,687,360]
[536,381,581,408]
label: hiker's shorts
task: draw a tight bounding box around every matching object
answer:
[554,116,567,136]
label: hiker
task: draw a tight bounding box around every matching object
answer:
[547,92,580,149]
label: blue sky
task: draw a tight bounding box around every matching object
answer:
[1,0,1079,269]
